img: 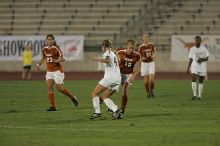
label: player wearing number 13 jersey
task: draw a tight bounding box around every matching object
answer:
[36,34,78,111]
[139,34,156,98]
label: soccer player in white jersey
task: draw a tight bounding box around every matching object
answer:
[187,36,209,100]
[90,40,121,120]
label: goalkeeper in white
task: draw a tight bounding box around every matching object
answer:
[187,36,209,100]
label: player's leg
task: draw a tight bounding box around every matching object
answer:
[141,62,150,97]
[54,71,78,106]
[56,84,78,106]
[102,87,120,120]
[119,74,128,114]
[102,89,117,112]
[27,66,31,80]
[149,74,155,97]
[90,83,107,119]
[198,75,205,100]
[22,67,28,80]
[143,75,150,97]
[120,82,128,114]
[149,62,156,97]
[22,68,25,80]
[191,73,197,100]
[46,79,56,111]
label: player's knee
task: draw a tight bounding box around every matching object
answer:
[91,91,98,98]
[56,85,63,92]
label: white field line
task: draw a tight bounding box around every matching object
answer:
[0,125,146,132]
[0,120,215,132]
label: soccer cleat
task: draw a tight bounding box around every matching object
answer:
[107,108,113,114]
[192,96,197,101]
[117,108,124,119]
[198,97,202,100]
[117,113,124,119]
[46,106,57,111]
[112,110,120,120]
[90,113,102,120]
[150,91,155,98]
[147,93,151,98]
[72,96,79,107]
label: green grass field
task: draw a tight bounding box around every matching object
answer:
[0,80,220,146]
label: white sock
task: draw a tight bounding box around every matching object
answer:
[192,82,197,96]
[92,96,101,114]
[104,98,118,112]
[198,83,203,98]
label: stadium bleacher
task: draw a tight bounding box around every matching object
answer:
[0,0,150,48]
[122,0,220,50]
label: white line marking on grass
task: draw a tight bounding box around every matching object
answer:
[0,120,215,132]
[0,125,146,132]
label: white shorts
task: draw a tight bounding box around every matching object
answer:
[99,77,121,92]
[121,73,132,84]
[141,62,155,76]
[191,68,206,76]
[46,70,64,84]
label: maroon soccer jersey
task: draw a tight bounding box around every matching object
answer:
[139,43,155,63]
[117,49,140,74]
[42,45,64,72]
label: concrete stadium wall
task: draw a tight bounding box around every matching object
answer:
[0,51,219,72]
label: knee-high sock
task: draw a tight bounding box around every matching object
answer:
[192,82,197,96]
[48,92,55,107]
[104,98,118,112]
[92,96,101,114]
[198,83,203,98]
[121,95,128,111]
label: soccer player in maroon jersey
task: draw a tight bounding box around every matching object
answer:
[36,34,78,111]
[115,39,141,118]
[139,34,156,98]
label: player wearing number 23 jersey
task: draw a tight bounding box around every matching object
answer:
[42,45,64,72]
[36,34,78,111]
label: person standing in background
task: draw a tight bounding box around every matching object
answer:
[187,36,209,100]
[139,34,156,98]
[22,44,32,80]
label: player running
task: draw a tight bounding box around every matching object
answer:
[36,34,78,111]
[115,39,141,119]
[187,36,209,100]
[89,40,121,120]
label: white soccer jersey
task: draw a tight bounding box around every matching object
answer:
[103,50,121,79]
[188,45,209,73]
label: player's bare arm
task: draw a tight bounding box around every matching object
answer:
[197,57,208,63]
[91,56,110,64]
[187,58,193,74]
[36,56,46,71]
[115,52,121,62]
[129,60,141,83]
[152,47,157,59]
